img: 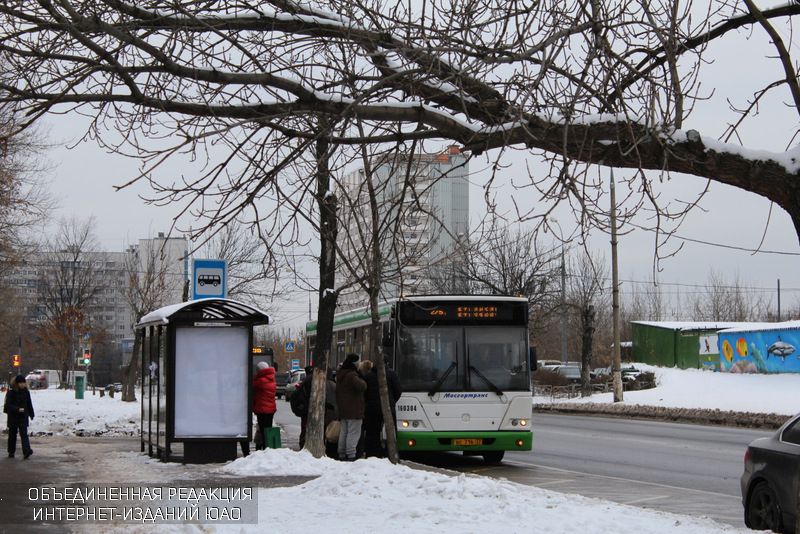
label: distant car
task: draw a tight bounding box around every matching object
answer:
[104,383,123,392]
[275,372,291,399]
[25,371,49,390]
[538,359,562,368]
[284,370,306,402]
[553,364,581,383]
[741,412,800,533]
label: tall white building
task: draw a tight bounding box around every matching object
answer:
[336,146,469,310]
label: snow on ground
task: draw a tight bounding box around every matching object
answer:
[5,388,140,436]
[540,363,800,415]
[109,448,746,534]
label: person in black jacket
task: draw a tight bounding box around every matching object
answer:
[363,357,402,458]
[4,375,35,459]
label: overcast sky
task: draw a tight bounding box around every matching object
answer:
[36,3,800,328]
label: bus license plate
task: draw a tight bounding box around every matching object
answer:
[453,438,483,446]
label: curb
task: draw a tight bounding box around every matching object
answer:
[534,402,793,430]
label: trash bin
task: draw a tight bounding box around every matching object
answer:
[264,427,281,449]
[75,375,85,400]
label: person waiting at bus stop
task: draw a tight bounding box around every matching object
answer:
[5,375,35,459]
[336,354,367,461]
[363,357,402,458]
[253,361,277,450]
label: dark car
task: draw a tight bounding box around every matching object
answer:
[741,413,800,533]
[275,372,291,399]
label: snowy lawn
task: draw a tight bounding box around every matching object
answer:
[111,448,747,534]
[539,363,800,415]
[3,388,140,436]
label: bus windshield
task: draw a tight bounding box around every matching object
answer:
[465,326,529,391]
[397,326,463,392]
[396,324,530,392]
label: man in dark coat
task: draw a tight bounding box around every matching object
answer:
[363,358,402,457]
[4,375,35,459]
[335,354,367,460]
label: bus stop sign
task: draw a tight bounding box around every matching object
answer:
[193,259,227,300]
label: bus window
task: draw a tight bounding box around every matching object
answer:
[465,327,529,391]
[396,326,462,392]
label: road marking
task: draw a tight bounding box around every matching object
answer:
[502,459,738,499]
[622,495,669,505]
[531,479,575,487]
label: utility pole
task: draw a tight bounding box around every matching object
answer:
[610,169,623,402]
[560,245,567,364]
[777,279,781,321]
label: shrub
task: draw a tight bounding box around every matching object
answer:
[533,368,569,387]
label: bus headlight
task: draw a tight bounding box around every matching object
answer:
[511,419,529,427]
[401,420,421,428]
[401,420,410,428]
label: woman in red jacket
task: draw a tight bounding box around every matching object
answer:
[253,362,277,450]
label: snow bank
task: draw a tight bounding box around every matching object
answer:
[12,389,140,437]
[147,448,747,534]
[541,364,800,415]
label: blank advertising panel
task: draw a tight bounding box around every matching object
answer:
[174,326,248,438]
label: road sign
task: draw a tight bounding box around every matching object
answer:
[291,359,300,370]
[285,341,296,353]
[192,259,227,300]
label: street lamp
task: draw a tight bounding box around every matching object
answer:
[550,219,568,364]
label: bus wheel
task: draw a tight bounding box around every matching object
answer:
[482,451,504,464]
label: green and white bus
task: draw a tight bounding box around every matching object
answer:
[305,295,533,463]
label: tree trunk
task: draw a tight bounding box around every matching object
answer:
[580,305,595,397]
[305,133,337,459]
[369,291,399,463]
[121,329,142,402]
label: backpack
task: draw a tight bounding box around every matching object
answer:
[290,380,310,417]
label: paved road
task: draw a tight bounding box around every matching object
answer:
[411,413,773,528]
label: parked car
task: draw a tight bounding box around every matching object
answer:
[275,372,291,399]
[553,364,581,383]
[284,370,306,402]
[741,412,800,533]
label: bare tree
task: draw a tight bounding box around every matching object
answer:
[200,223,282,303]
[689,270,771,322]
[1,2,800,242]
[119,239,173,401]
[566,252,609,397]
[35,216,108,385]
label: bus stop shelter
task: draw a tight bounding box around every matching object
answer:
[136,298,270,463]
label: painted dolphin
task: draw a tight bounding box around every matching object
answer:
[767,340,795,360]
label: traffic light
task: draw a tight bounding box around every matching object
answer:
[12,354,20,367]
[83,349,91,365]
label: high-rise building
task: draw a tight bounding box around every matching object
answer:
[336,146,469,310]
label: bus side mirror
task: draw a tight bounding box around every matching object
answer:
[529,347,537,371]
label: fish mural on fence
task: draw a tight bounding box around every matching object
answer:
[766,338,795,360]
[719,329,800,374]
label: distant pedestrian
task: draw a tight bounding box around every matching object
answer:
[294,366,314,449]
[336,354,367,461]
[253,362,277,450]
[4,375,34,459]
[363,357,402,457]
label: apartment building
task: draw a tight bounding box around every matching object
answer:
[336,146,469,310]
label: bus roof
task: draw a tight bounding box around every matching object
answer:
[305,295,528,333]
